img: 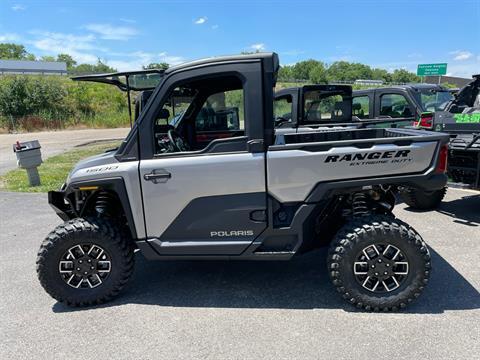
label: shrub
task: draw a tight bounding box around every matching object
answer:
[0,75,129,131]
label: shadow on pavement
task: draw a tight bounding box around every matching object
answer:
[435,194,480,227]
[53,247,480,314]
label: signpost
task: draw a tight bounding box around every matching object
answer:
[417,63,447,84]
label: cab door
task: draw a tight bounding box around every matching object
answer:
[137,62,267,256]
[374,89,416,128]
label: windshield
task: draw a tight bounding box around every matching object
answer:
[416,89,454,112]
[72,70,164,91]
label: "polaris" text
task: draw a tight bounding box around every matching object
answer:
[325,150,411,163]
[210,230,254,237]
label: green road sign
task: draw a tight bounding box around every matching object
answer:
[417,63,447,76]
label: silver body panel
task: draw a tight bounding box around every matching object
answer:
[267,142,438,203]
[139,153,265,237]
[65,132,443,240]
[67,152,146,239]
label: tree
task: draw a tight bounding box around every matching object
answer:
[57,54,77,70]
[391,69,420,84]
[0,43,35,60]
[278,65,294,81]
[326,61,374,82]
[69,59,117,75]
[292,59,323,80]
[309,63,328,84]
[40,55,56,62]
[142,62,169,70]
[371,68,391,83]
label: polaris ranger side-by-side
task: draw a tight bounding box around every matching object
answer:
[38,53,449,311]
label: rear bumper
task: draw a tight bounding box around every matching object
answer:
[48,190,71,221]
[419,173,448,191]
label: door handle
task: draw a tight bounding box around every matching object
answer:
[144,170,171,183]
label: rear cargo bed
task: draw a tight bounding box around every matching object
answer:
[267,128,449,203]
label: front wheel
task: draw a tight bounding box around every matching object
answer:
[328,215,431,311]
[37,218,134,307]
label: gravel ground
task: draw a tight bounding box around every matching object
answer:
[0,188,478,360]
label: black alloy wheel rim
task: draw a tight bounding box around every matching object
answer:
[353,243,409,293]
[59,244,112,289]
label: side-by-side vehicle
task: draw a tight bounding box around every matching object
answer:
[37,53,449,311]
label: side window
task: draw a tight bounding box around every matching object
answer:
[155,87,196,127]
[274,95,293,121]
[352,96,370,119]
[153,75,245,155]
[196,90,244,132]
[380,94,413,118]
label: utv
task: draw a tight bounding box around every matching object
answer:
[38,53,449,311]
[423,75,480,189]
[274,84,446,210]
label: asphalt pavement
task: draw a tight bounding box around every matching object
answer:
[0,128,129,175]
[0,188,479,359]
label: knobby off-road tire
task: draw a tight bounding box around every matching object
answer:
[400,187,447,210]
[328,215,431,311]
[37,218,134,307]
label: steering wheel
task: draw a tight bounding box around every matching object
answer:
[167,129,190,152]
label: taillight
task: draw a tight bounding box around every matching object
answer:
[414,112,434,129]
[435,145,448,173]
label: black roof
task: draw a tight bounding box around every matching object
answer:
[353,83,448,94]
[166,52,279,74]
[71,52,280,91]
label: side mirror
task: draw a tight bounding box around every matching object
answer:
[158,108,170,119]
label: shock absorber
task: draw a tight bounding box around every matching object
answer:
[94,191,115,217]
[352,192,370,217]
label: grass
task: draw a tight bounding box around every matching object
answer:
[0,141,120,193]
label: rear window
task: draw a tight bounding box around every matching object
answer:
[304,89,351,122]
[352,96,370,119]
[415,90,454,112]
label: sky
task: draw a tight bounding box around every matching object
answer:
[0,0,479,77]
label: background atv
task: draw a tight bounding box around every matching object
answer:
[422,75,480,190]
[38,53,449,311]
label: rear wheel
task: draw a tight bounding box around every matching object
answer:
[328,215,431,311]
[400,187,446,210]
[37,218,134,307]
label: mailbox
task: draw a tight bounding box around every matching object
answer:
[13,140,43,186]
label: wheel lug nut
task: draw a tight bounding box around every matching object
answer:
[91,267,94,270]
[88,259,91,263]
[386,264,390,267]
[378,259,382,263]
[79,260,82,264]
[84,271,88,275]
[375,272,379,276]
[371,265,375,268]
[384,272,388,275]
[77,268,81,271]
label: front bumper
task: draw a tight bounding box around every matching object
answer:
[48,190,71,221]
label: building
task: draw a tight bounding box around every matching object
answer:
[0,59,67,75]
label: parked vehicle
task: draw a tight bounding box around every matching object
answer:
[274,84,446,210]
[38,53,449,311]
[424,75,480,189]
